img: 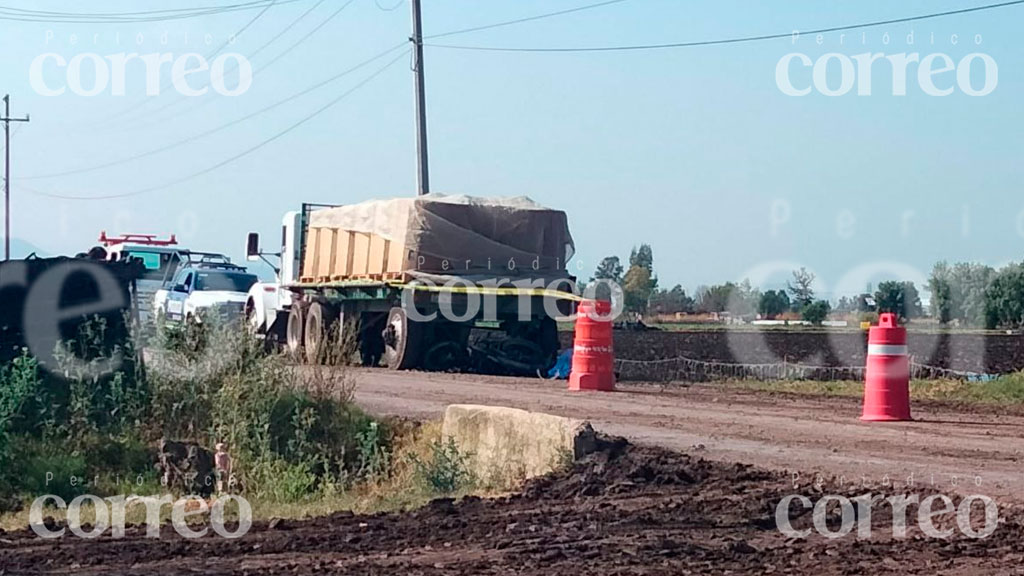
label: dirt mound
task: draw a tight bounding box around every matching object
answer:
[2,440,1022,575]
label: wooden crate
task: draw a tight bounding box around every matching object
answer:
[350,232,372,277]
[332,230,354,278]
[315,228,336,280]
[305,227,417,283]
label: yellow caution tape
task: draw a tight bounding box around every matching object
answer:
[389,282,586,302]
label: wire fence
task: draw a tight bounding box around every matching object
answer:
[613,355,993,383]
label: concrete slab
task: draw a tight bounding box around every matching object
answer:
[441,404,597,487]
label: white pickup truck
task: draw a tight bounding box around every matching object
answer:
[155,263,258,324]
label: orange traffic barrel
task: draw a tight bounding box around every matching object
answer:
[861,312,911,421]
[569,299,615,391]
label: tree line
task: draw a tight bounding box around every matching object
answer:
[589,247,1024,329]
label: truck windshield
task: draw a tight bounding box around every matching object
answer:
[126,250,181,282]
[195,272,257,292]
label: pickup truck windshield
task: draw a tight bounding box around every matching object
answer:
[127,250,181,282]
[195,272,257,292]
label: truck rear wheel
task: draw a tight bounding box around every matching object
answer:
[304,302,335,364]
[286,304,306,360]
[382,306,423,370]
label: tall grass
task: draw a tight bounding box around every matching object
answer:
[728,371,1024,405]
[0,317,389,513]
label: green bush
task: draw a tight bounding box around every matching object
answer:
[1,316,386,510]
[408,437,474,495]
[8,438,89,502]
[801,300,831,325]
[148,325,379,502]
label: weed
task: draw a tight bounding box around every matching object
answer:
[355,421,391,483]
[408,436,474,495]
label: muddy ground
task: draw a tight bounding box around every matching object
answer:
[2,441,1022,575]
[5,373,1024,574]
[573,329,1024,374]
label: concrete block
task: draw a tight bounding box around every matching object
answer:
[441,404,598,486]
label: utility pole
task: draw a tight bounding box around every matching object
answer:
[409,0,430,196]
[2,95,30,261]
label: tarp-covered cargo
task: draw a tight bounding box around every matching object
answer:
[302,194,575,283]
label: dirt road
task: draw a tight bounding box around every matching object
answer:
[353,370,1024,502]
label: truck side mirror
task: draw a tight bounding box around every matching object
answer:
[246,232,260,261]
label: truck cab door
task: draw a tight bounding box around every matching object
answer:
[165,271,193,321]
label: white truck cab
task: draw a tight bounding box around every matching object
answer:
[244,210,303,338]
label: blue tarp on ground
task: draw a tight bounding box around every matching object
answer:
[547,349,572,379]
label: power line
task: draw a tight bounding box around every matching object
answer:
[117,0,337,129]
[426,0,628,40]
[0,0,283,16]
[243,0,328,61]
[426,0,1024,52]
[258,0,356,70]
[0,0,308,23]
[23,50,409,201]
[21,42,407,180]
[112,0,598,132]
[97,0,281,126]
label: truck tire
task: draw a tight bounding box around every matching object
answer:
[286,304,306,360]
[304,302,334,364]
[382,306,423,370]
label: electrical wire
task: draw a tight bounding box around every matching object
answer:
[21,41,407,180]
[257,0,356,71]
[118,0,341,129]
[0,0,308,23]
[426,0,627,40]
[241,0,328,61]
[22,48,410,198]
[426,0,1024,52]
[119,0,607,131]
[96,0,280,126]
[0,0,283,17]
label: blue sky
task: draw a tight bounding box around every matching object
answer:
[1,0,1021,299]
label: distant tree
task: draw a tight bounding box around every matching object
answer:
[802,300,831,325]
[928,262,954,324]
[834,295,854,313]
[787,267,815,310]
[953,262,995,327]
[696,283,734,314]
[591,256,624,285]
[930,261,995,327]
[621,244,659,316]
[874,281,923,322]
[984,263,1024,329]
[629,244,654,271]
[759,290,791,319]
[650,284,695,315]
[727,279,760,317]
[623,265,655,315]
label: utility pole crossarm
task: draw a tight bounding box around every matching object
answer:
[2,94,31,261]
[410,0,430,196]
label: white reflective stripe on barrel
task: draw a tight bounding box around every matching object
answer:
[867,344,908,356]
